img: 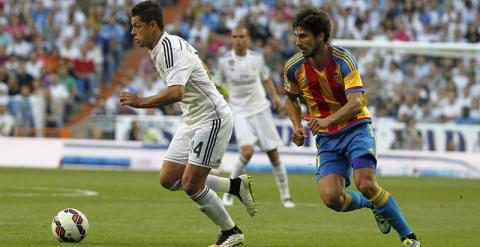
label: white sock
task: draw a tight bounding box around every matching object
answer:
[272,161,291,200]
[190,186,235,231]
[206,175,230,193]
[168,176,230,193]
[230,156,248,179]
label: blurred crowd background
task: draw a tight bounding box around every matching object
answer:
[1,0,480,150]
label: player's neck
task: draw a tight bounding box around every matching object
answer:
[148,31,164,50]
[310,44,330,69]
[234,49,247,57]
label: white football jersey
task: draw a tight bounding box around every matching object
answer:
[149,32,231,125]
[217,50,271,117]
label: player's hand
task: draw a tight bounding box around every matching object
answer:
[292,127,307,146]
[119,90,142,108]
[271,96,282,111]
[307,118,331,134]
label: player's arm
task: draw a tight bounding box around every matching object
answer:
[285,92,303,129]
[307,92,363,133]
[119,85,185,108]
[285,92,307,146]
[262,77,281,110]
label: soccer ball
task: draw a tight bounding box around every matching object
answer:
[51,208,89,242]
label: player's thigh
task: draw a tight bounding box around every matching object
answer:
[164,124,193,166]
[233,114,257,147]
[188,114,234,169]
[317,173,346,202]
[251,109,283,151]
[182,163,212,195]
[159,160,186,188]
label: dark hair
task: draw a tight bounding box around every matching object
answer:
[292,7,331,42]
[132,1,164,31]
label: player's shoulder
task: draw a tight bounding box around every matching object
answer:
[161,33,183,52]
[331,45,356,62]
[284,52,304,72]
[331,45,358,72]
[248,49,263,58]
[219,50,234,60]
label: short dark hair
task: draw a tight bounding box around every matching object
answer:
[292,7,331,42]
[132,1,164,31]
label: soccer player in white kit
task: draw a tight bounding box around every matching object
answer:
[217,27,295,208]
[119,2,256,246]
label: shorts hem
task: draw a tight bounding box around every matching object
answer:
[188,160,220,169]
[163,157,187,166]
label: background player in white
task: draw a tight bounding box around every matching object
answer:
[217,27,295,208]
[119,2,256,246]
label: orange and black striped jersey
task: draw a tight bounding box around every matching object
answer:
[283,45,371,134]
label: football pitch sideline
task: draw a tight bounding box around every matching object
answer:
[0,167,478,247]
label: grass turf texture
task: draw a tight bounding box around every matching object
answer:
[0,167,478,247]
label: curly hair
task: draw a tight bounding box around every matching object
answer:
[292,7,331,42]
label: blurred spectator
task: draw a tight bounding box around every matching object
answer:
[127,120,141,141]
[0,96,14,136]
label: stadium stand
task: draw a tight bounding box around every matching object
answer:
[1,0,479,142]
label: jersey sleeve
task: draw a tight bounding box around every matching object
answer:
[215,58,226,87]
[165,48,194,87]
[336,49,364,95]
[283,62,301,95]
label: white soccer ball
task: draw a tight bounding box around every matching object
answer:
[51,208,89,242]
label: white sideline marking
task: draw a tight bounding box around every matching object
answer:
[0,186,98,197]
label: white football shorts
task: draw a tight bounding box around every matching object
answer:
[234,108,283,151]
[164,113,233,169]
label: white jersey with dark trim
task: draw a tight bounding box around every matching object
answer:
[149,32,231,125]
[217,50,271,117]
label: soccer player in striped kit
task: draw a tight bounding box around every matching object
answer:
[284,7,420,247]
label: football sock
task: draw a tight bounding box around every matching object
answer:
[168,176,228,193]
[228,177,241,197]
[230,156,248,179]
[205,175,230,193]
[190,186,235,231]
[342,190,372,212]
[272,161,291,200]
[401,233,418,241]
[369,187,413,239]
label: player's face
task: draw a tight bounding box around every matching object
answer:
[231,28,249,52]
[294,26,321,57]
[131,16,154,48]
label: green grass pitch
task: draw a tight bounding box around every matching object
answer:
[0,167,478,247]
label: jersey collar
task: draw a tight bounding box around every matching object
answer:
[149,31,168,56]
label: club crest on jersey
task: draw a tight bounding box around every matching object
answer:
[228,59,235,66]
[333,72,342,83]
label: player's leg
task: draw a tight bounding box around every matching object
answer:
[316,134,371,212]
[159,160,185,191]
[266,148,295,208]
[349,124,419,246]
[317,173,348,211]
[182,164,237,228]
[222,113,256,206]
[254,108,295,207]
[354,166,419,246]
[187,115,247,246]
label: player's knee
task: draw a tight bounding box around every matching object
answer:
[181,176,203,196]
[356,179,377,198]
[320,192,343,212]
[240,146,254,161]
[159,176,176,190]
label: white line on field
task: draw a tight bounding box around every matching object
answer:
[0,186,98,197]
